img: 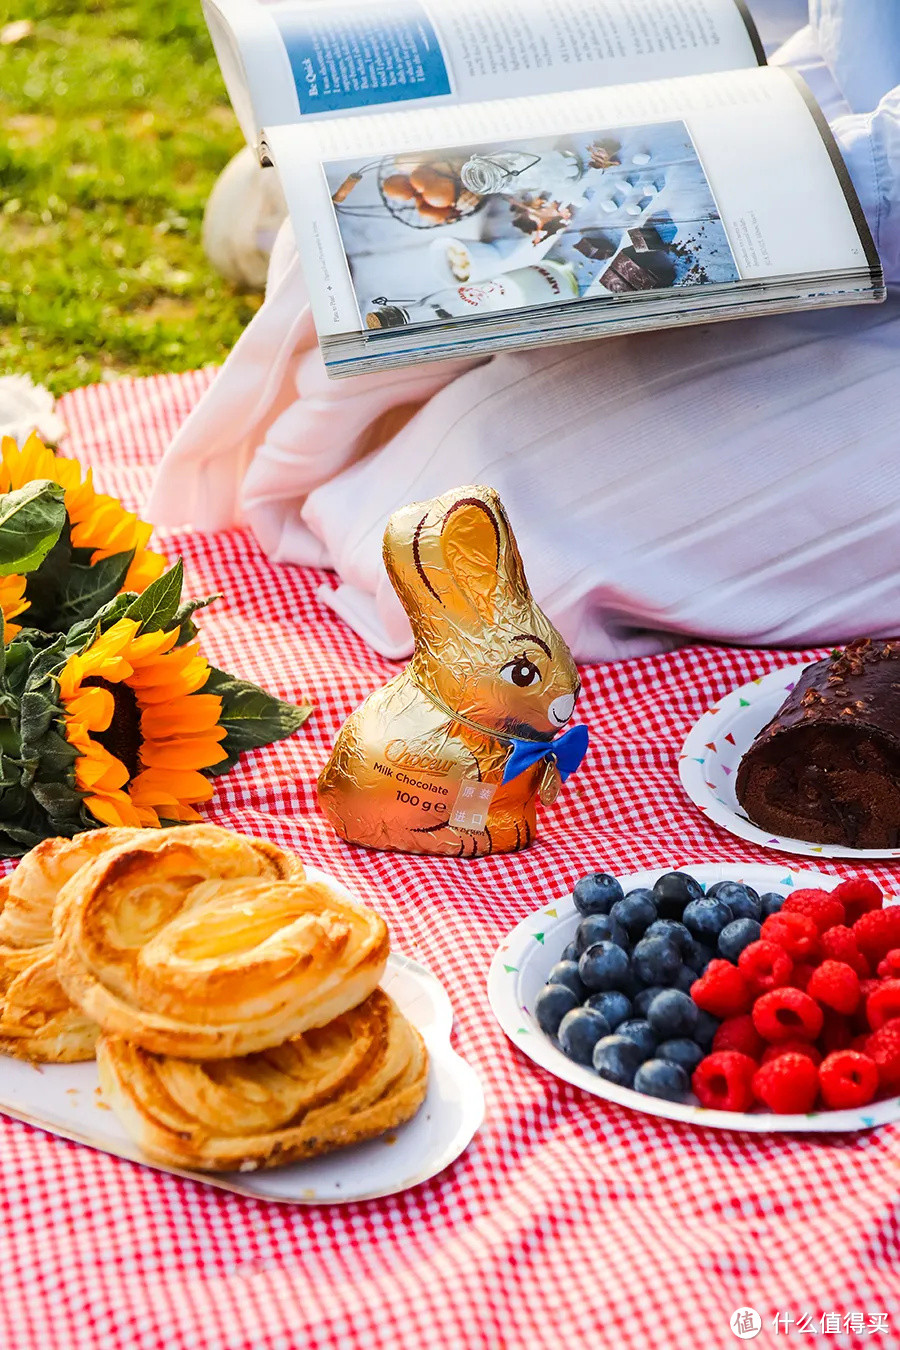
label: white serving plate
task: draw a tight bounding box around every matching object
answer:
[488,864,900,1133]
[0,905,484,1204]
[679,664,900,861]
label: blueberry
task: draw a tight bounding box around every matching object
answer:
[760,891,786,919]
[707,881,761,922]
[592,1035,644,1087]
[717,918,762,963]
[546,960,586,999]
[585,990,632,1031]
[633,985,667,1017]
[683,938,717,975]
[634,1059,690,1102]
[615,1019,657,1060]
[579,941,630,992]
[610,889,657,940]
[534,984,580,1036]
[694,1009,720,1051]
[573,872,624,916]
[575,913,628,954]
[673,965,696,993]
[646,989,698,1039]
[683,897,735,942]
[645,919,692,954]
[632,936,681,987]
[558,1007,611,1065]
[657,1038,704,1073]
[652,871,703,918]
[561,940,579,963]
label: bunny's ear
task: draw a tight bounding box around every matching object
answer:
[439,495,504,624]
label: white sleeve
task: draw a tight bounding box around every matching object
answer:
[832,88,900,284]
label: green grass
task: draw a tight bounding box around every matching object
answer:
[0,0,262,395]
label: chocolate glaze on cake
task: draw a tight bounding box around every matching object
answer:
[735,638,900,848]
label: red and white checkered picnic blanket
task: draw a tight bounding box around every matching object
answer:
[2,370,898,1350]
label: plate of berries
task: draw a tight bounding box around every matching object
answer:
[488,865,900,1131]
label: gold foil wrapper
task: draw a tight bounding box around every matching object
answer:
[317,485,581,857]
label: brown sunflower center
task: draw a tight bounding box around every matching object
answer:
[82,676,142,779]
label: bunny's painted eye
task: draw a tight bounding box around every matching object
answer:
[500,659,541,688]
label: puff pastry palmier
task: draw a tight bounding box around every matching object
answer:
[0,829,142,1062]
[0,828,141,950]
[96,989,428,1171]
[55,824,388,1057]
[0,948,99,1061]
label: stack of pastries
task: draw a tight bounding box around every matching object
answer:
[0,824,428,1172]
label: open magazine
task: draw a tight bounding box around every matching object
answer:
[206,0,885,377]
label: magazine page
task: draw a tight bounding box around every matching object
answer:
[205,0,765,146]
[265,64,881,370]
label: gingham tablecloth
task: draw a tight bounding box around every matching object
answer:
[3,371,898,1350]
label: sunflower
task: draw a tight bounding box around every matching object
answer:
[0,432,167,630]
[0,575,29,641]
[58,618,228,828]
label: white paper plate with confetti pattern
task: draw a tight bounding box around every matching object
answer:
[488,864,900,1133]
[679,664,900,861]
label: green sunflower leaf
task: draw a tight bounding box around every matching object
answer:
[0,479,67,576]
[202,667,312,774]
[51,550,136,633]
[124,559,184,634]
[173,593,219,646]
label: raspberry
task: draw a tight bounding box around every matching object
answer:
[692,1051,757,1112]
[752,1053,819,1114]
[788,962,817,992]
[820,1008,855,1054]
[866,980,900,1031]
[876,949,900,979]
[712,1014,765,1060]
[818,1050,879,1109]
[691,959,752,1018]
[760,911,819,962]
[753,988,824,1043]
[819,926,870,978]
[761,1040,822,1066]
[782,889,845,933]
[832,877,883,925]
[866,1019,900,1091]
[851,1034,871,1054]
[853,907,900,962]
[738,940,793,993]
[807,960,861,1015]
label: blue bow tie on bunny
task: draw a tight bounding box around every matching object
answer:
[502,723,589,785]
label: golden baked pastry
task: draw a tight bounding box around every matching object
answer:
[55,824,388,1058]
[96,989,428,1171]
[0,829,141,1062]
[0,828,141,950]
[0,948,99,1062]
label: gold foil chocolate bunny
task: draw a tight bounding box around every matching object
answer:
[317,485,587,857]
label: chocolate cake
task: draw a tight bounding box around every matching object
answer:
[735,639,900,848]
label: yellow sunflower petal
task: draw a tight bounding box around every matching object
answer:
[65,687,115,732]
[124,551,168,593]
[139,695,223,737]
[84,793,144,828]
[126,628,180,663]
[138,739,228,771]
[128,768,215,804]
[75,749,130,793]
[130,659,211,702]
